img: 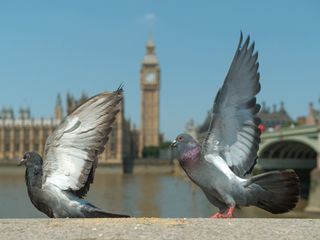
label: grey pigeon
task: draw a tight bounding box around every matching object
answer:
[171,33,300,218]
[18,86,129,218]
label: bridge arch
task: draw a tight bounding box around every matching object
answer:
[258,138,317,199]
[259,136,318,155]
[259,140,317,160]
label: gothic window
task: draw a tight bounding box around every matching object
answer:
[4,128,10,153]
[109,125,117,158]
[34,144,39,152]
[24,129,30,140]
[4,128,10,139]
[14,128,20,140]
[43,128,49,140]
[15,143,20,152]
[146,136,151,145]
[4,143,10,152]
[14,128,20,155]
[24,143,29,152]
[33,128,39,142]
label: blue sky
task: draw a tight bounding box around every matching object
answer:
[0,1,319,140]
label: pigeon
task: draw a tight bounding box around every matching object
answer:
[171,33,300,218]
[18,86,130,218]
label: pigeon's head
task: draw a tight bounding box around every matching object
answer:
[171,133,201,164]
[18,152,43,168]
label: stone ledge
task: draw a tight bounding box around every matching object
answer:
[1,218,320,240]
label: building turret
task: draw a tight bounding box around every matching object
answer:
[1,106,14,120]
[185,119,197,139]
[55,94,63,121]
[279,101,286,113]
[306,102,320,126]
[19,105,31,120]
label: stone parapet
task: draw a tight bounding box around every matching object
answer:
[0,218,320,240]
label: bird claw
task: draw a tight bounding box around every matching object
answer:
[209,207,235,218]
[210,212,224,218]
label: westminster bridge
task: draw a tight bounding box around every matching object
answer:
[258,124,320,211]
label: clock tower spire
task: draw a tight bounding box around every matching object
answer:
[139,37,160,157]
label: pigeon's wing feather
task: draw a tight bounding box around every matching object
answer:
[42,88,123,198]
[202,33,261,177]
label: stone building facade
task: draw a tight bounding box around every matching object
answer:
[257,102,292,130]
[0,93,137,164]
[0,107,59,161]
[0,38,162,164]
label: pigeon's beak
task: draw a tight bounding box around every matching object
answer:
[170,140,177,148]
[17,158,26,166]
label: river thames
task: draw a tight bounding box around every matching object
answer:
[0,166,318,218]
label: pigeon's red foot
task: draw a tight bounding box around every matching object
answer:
[209,207,235,218]
[210,212,223,218]
[224,207,235,218]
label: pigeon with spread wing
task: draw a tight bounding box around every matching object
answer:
[18,87,129,218]
[171,33,300,218]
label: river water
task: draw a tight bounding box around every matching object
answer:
[0,166,318,218]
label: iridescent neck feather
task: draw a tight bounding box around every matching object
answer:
[180,144,201,165]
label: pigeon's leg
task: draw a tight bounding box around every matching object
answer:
[224,206,235,218]
[218,194,236,218]
[209,206,228,218]
[204,192,228,218]
[210,207,235,218]
[209,193,236,218]
[209,207,228,218]
[210,212,224,218]
[205,188,237,218]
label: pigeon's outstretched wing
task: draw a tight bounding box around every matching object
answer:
[42,87,123,197]
[202,33,261,177]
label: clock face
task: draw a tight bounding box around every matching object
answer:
[145,71,156,83]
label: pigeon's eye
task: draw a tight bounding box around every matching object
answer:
[178,136,183,141]
[23,153,30,160]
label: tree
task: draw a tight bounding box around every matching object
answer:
[142,146,159,158]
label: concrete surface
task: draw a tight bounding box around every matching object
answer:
[1,218,320,240]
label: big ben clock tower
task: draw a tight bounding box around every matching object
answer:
[139,37,160,157]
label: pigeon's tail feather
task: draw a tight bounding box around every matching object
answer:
[245,170,300,214]
[81,203,130,218]
[83,209,130,218]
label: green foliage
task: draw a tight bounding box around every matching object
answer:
[160,141,171,149]
[142,146,160,158]
[282,121,295,128]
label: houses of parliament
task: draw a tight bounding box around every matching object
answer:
[0,38,161,164]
